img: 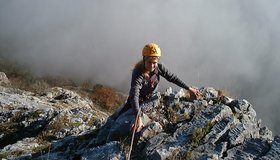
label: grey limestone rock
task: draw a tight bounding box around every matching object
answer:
[259,136,280,160]
[0,84,279,160]
[0,72,10,87]
[81,141,125,160]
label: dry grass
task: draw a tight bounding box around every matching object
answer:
[217,89,232,97]
[216,88,238,101]
[37,114,70,142]
[91,84,127,112]
[0,150,25,159]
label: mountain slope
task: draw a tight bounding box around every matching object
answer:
[0,72,280,159]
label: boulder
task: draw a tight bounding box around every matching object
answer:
[0,85,105,159]
[0,72,10,87]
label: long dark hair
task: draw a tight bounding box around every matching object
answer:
[134,58,149,79]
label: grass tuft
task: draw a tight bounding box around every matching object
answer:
[91,84,126,112]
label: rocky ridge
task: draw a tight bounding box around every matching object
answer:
[0,72,280,159]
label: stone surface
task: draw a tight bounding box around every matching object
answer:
[0,72,10,87]
[81,141,125,160]
[0,77,279,160]
[0,83,107,159]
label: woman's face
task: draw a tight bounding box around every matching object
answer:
[145,57,159,72]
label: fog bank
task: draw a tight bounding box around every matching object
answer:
[0,1,280,134]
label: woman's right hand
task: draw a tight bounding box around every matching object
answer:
[136,116,144,132]
[132,115,144,133]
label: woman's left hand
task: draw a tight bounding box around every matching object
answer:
[188,87,202,99]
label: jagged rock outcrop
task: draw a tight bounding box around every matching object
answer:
[0,71,279,159]
[84,87,279,160]
[0,72,108,159]
[0,72,10,87]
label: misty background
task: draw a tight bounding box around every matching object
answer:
[0,1,279,134]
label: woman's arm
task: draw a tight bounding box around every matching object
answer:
[158,63,201,99]
[129,69,144,115]
[158,63,190,90]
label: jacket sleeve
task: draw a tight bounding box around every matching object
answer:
[129,69,143,115]
[158,63,190,90]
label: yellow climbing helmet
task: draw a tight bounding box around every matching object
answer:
[142,43,161,57]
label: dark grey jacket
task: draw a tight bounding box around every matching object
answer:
[127,63,189,114]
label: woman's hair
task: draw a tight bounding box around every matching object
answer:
[134,58,147,73]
